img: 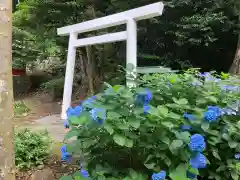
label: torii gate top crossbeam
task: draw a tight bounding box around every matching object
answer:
[57,2,164,36]
[57,2,164,120]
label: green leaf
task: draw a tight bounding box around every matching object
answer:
[164,157,172,166]
[69,115,88,125]
[201,122,210,131]
[113,85,122,92]
[107,111,122,119]
[113,134,126,146]
[125,138,133,148]
[212,149,221,160]
[64,129,79,140]
[228,141,238,148]
[207,96,218,103]
[118,122,129,130]
[169,163,189,180]
[144,163,155,169]
[104,124,114,135]
[128,119,140,129]
[160,137,170,145]
[178,98,188,105]
[168,112,181,119]
[222,133,229,140]
[178,132,190,143]
[230,171,238,180]
[60,175,73,180]
[162,121,174,129]
[170,140,183,149]
[157,105,169,116]
[129,169,138,179]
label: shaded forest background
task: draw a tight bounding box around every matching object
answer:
[12,0,240,98]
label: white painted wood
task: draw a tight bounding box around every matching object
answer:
[137,66,178,73]
[126,19,137,87]
[61,33,77,120]
[58,2,164,119]
[57,2,164,36]
[73,31,127,47]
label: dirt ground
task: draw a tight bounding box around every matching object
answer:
[14,92,61,124]
[16,155,79,180]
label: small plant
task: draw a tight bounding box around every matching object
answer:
[14,129,51,169]
[14,101,30,116]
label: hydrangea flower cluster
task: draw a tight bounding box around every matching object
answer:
[61,145,72,162]
[80,168,89,178]
[235,153,240,160]
[136,88,152,114]
[188,134,207,172]
[152,170,166,180]
[64,105,83,129]
[204,105,223,123]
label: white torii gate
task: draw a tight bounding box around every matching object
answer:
[57,2,164,120]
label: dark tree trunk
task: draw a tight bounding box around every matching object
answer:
[229,35,240,74]
[229,9,240,74]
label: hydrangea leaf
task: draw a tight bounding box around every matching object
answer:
[104,124,114,135]
[113,134,126,146]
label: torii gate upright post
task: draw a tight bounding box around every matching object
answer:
[57,2,164,120]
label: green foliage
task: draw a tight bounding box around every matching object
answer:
[63,70,240,180]
[13,0,240,92]
[14,129,51,169]
[14,101,30,116]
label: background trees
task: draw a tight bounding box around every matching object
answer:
[12,0,240,97]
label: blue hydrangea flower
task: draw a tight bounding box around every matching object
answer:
[145,89,152,103]
[80,168,89,178]
[82,96,97,106]
[190,153,207,169]
[61,145,72,162]
[184,113,196,121]
[235,153,240,160]
[221,85,240,93]
[204,110,219,122]
[90,108,106,124]
[66,105,83,118]
[61,145,67,153]
[221,108,237,116]
[152,171,166,180]
[207,106,221,117]
[66,107,74,118]
[186,171,197,179]
[74,106,83,116]
[64,120,69,129]
[189,134,206,152]
[181,125,192,131]
[61,152,72,162]
[199,72,211,77]
[143,105,150,114]
[136,88,152,105]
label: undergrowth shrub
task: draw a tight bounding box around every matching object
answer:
[14,101,30,116]
[61,70,240,180]
[15,129,51,169]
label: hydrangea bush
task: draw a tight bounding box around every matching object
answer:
[60,70,240,180]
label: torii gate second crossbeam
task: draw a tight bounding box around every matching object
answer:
[57,2,164,120]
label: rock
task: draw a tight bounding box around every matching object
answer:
[31,169,56,180]
[37,164,45,170]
